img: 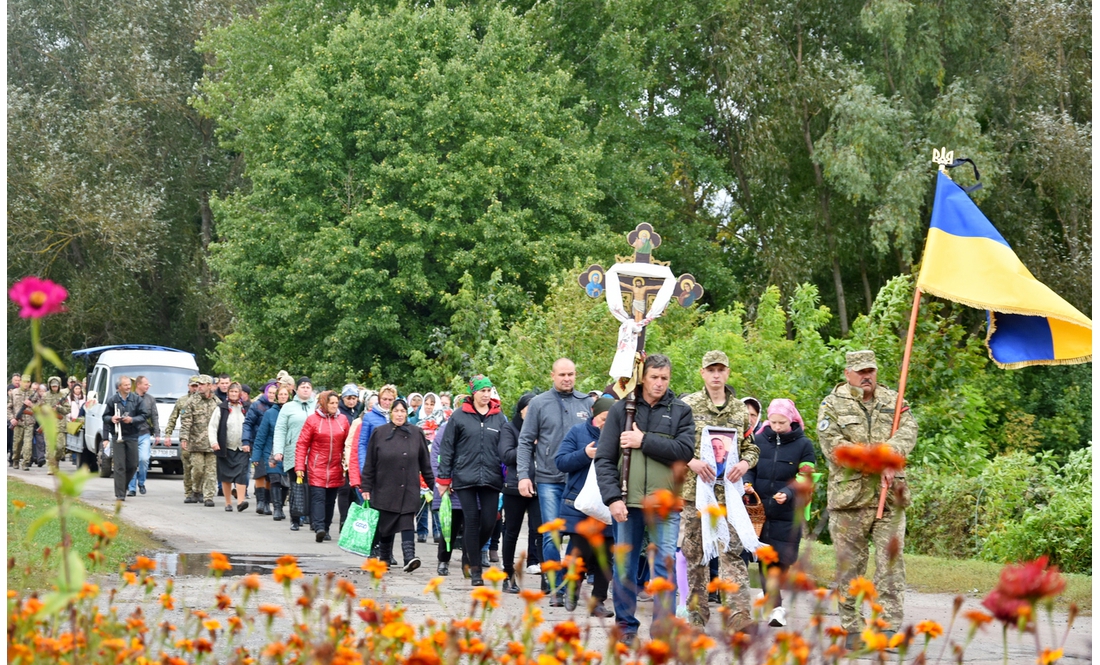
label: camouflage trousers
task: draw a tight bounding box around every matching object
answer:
[181,448,193,496]
[829,506,906,632]
[681,508,753,630]
[12,424,35,467]
[189,451,217,501]
[48,431,67,470]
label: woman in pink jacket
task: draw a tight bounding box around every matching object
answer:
[295,390,351,543]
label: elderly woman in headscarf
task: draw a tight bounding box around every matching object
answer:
[743,398,817,628]
[243,381,279,515]
[254,383,292,521]
[359,398,434,572]
[741,396,765,435]
[209,382,251,513]
[406,393,424,425]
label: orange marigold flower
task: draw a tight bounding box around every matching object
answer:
[381,621,415,642]
[12,500,26,509]
[641,489,678,520]
[964,610,993,626]
[916,620,943,638]
[520,589,545,603]
[423,577,443,595]
[540,561,563,573]
[262,642,287,658]
[78,583,99,599]
[240,574,261,591]
[707,578,739,594]
[406,645,441,665]
[848,576,877,600]
[175,639,194,652]
[643,639,671,664]
[824,625,848,639]
[258,604,283,617]
[215,593,232,610]
[131,556,156,572]
[552,621,580,642]
[335,578,358,598]
[1039,648,1064,665]
[361,558,388,579]
[470,587,501,609]
[208,552,232,573]
[276,554,298,566]
[705,504,727,519]
[861,629,887,651]
[273,562,303,583]
[537,655,562,665]
[755,544,779,565]
[538,518,566,534]
[691,634,716,651]
[483,567,508,583]
[888,632,909,649]
[834,444,905,475]
[575,517,607,547]
[101,522,119,538]
[202,619,221,631]
[122,571,138,586]
[644,577,676,595]
[159,594,175,610]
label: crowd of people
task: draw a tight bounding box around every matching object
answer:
[7,348,916,650]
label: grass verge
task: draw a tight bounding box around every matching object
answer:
[7,478,165,591]
[798,540,1090,615]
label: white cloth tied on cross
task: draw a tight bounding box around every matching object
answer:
[603,262,676,379]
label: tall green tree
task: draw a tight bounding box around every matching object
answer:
[197,2,607,385]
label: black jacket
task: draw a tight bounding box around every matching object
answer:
[594,388,695,507]
[361,423,435,515]
[744,423,817,564]
[498,420,524,496]
[438,402,507,492]
[102,391,146,441]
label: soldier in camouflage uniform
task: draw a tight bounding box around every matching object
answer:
[165,376,201,502]
[41,377,70,473]
[680,350,759,632]
[818,350,917,640]
[9,374,42,470]
[179,375,220,506]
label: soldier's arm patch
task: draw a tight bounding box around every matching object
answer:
[818,418,830,431]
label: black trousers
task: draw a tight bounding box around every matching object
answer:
[113,438,139,499]
[455,487,499,573]
[437,508,467,565]
[501,493,543,574]
[337,474,360,530]
[309,485,340,533]
[566,531,612,602]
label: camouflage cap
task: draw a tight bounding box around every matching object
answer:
[197,374,213,385]
[846,350,877,372]
[47,376,62,387]
[701,350,729,368]
[188,375,201,385]
[20,374,31,382]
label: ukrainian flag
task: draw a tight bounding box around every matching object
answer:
[917,171,1092,368]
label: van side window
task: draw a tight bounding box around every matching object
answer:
[94,369,109,403]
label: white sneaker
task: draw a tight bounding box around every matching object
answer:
[768,606,787,627]
[525,564,541,575]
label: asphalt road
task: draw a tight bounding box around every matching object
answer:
[9,463,1092,663]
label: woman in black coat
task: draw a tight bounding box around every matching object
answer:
[436,376,507,587]
[361,399,434,573]
[743,398,816,627]
[497,391,543,593]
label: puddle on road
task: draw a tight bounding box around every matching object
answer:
[151,552,351,577]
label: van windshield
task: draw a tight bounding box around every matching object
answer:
[109,366,193,400]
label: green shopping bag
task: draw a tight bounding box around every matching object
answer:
[338,500,380,557]
[439,491,452,552]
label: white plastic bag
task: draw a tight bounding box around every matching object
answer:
[574,460,612,525]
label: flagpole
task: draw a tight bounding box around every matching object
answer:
[877,285,922,519]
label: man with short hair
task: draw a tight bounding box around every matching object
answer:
[215,374,232,403]
[680,350,758,631]
[103,376,146,501]
[41,377,70,474]
[166,376,201,502]
[179,376,221,506]
[819,350,917,647]
[516,358,592,605]
[595,354,695,642]
[127,376,161,496]
[9,374,40,469]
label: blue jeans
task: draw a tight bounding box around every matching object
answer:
[128,434,151,492]
[536,482,565,564]
[612,508,681,635]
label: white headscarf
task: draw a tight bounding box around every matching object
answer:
[418,392,445,428]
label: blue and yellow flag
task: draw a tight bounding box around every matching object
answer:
[917,171,1092,368]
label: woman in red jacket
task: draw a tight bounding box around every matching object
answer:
[295,390,351,543]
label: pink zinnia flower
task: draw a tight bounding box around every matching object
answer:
[9,276,68,318]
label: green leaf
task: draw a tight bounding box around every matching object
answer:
[25,505,60,541]
[36,344,67,371]
[58,468,94,498]
[67,505,104,527]
[55,548,87,593]
[35,589,79,618]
